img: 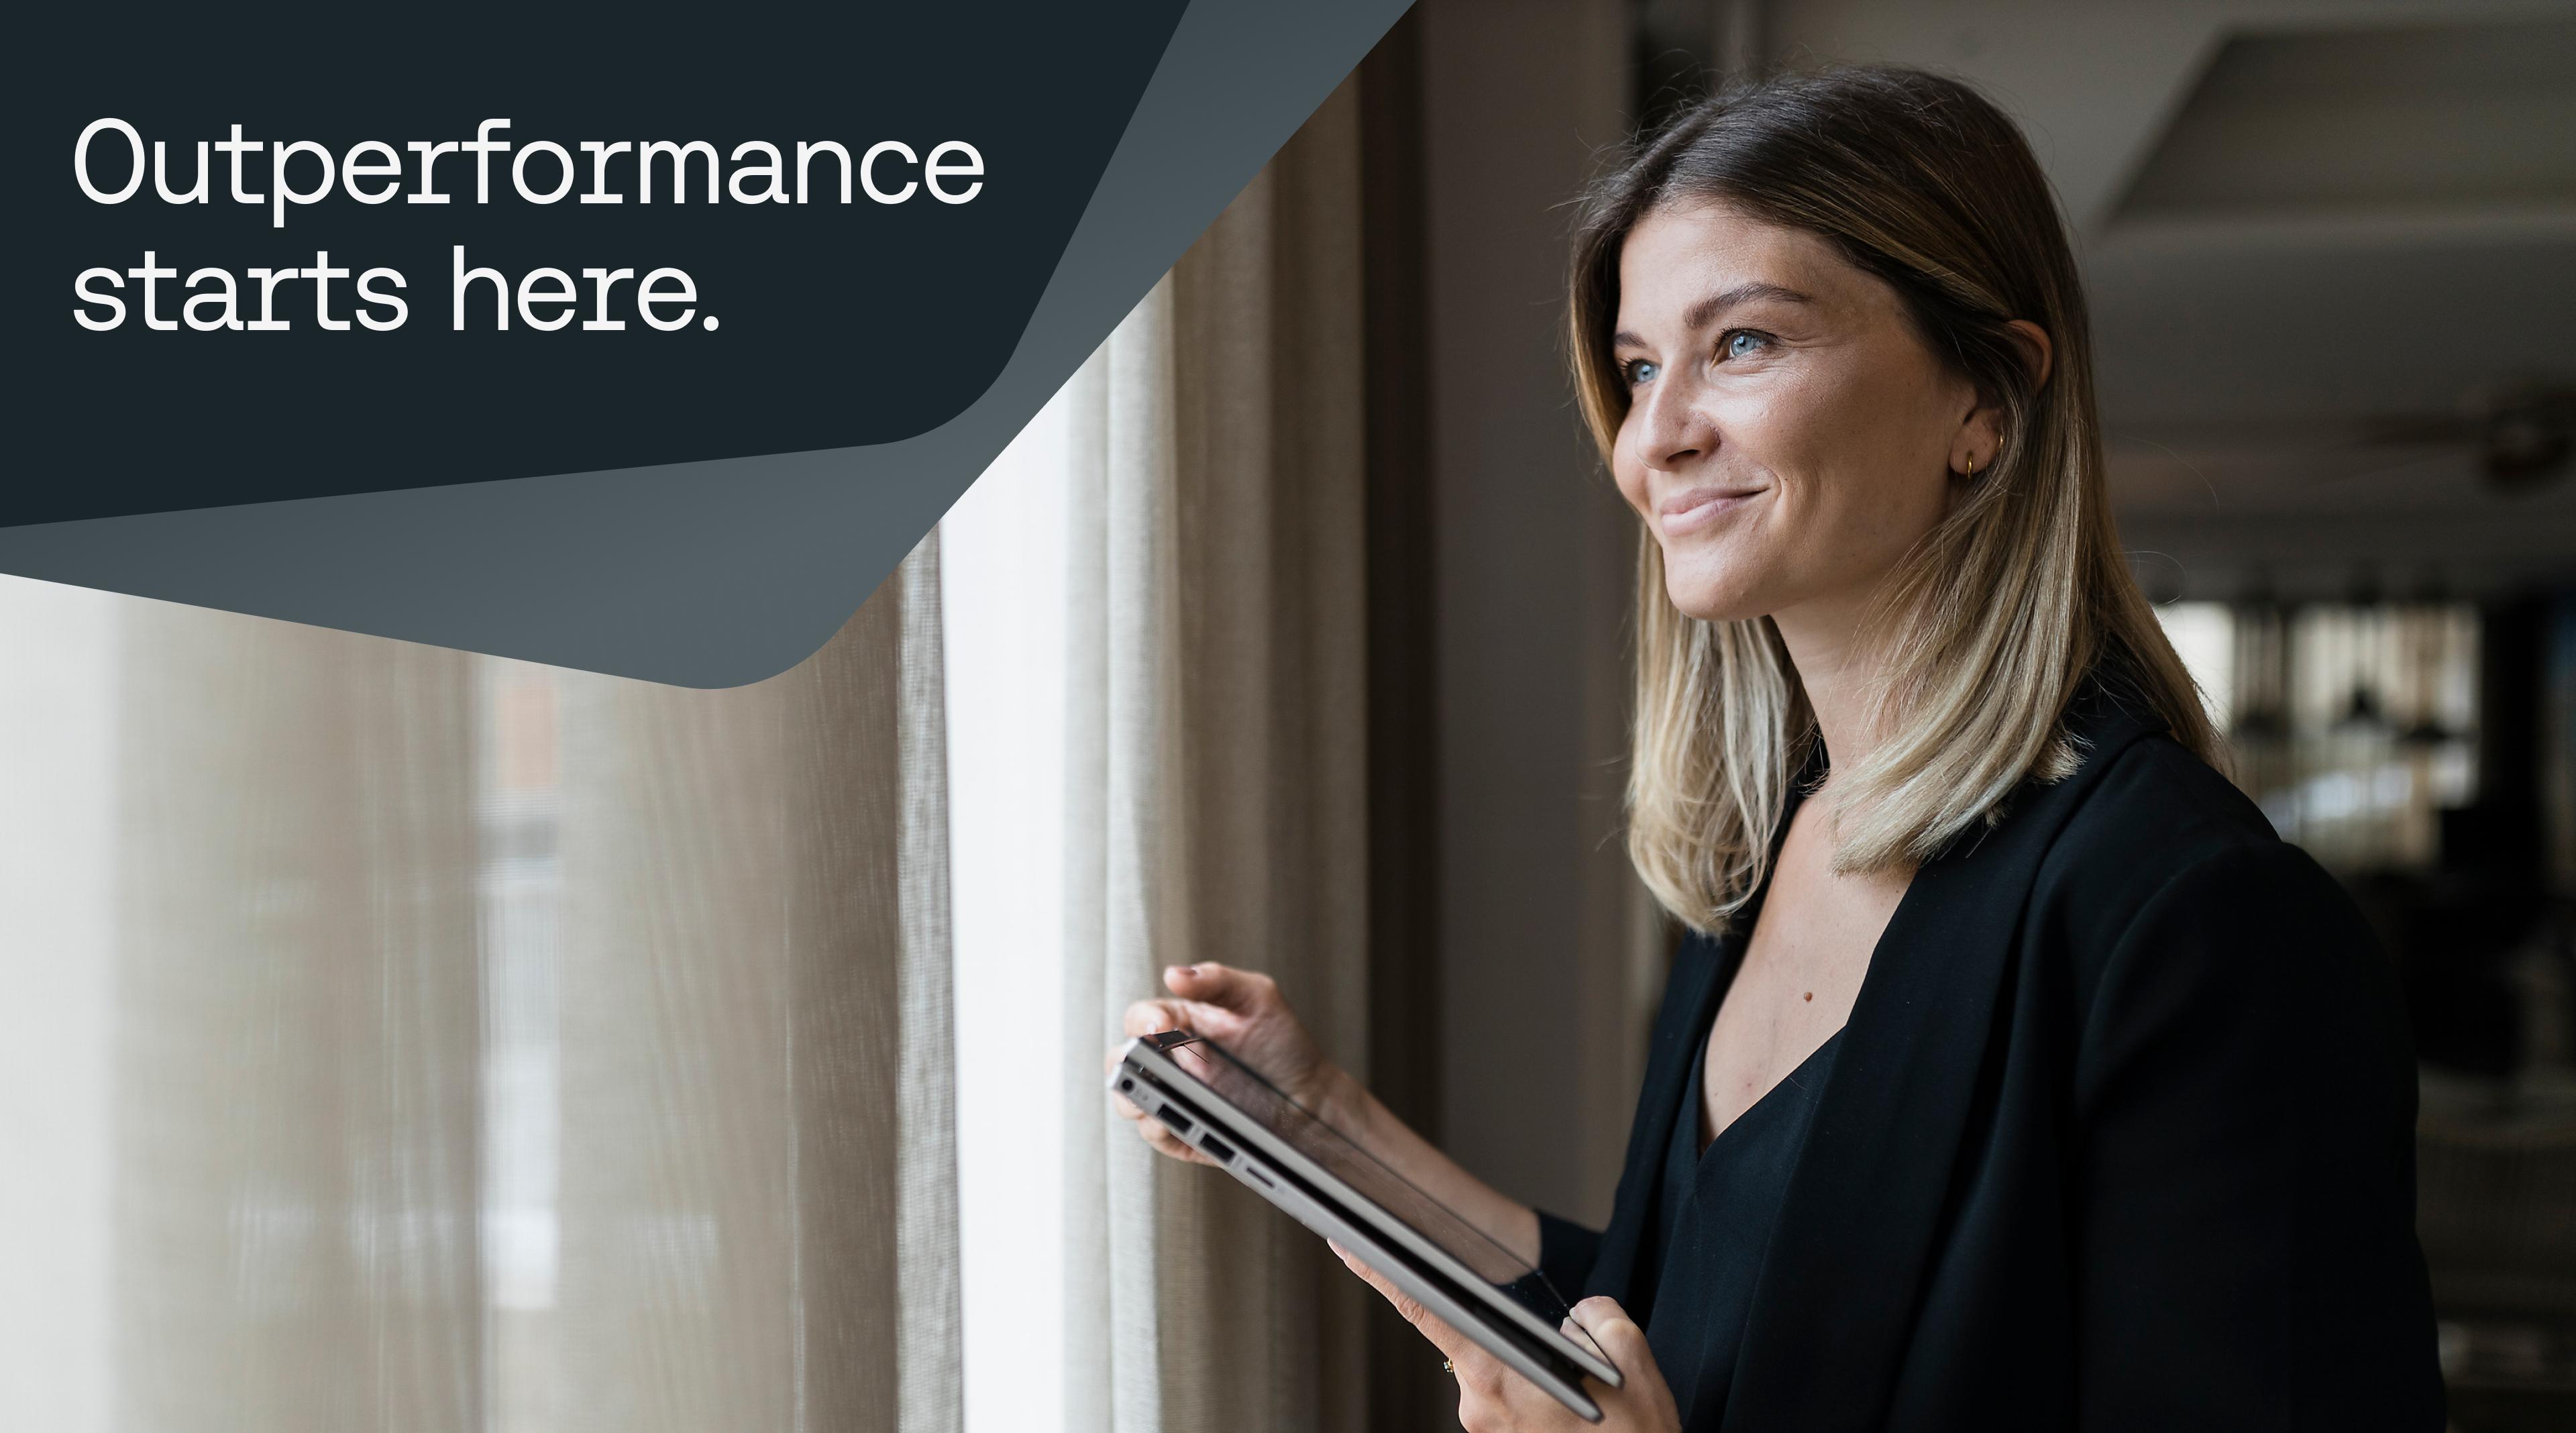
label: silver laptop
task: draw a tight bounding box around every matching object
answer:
[1111,1030,1623,1421]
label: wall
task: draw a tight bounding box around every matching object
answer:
[1418,0,1657,1227]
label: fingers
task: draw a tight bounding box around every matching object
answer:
[1122,998,1193,1040]
[1161,961,1280,1015]
[1566,1295,1644,1365]
[1105,1075,1213,1165]
[1327,1241,1421,1324]
[1568,1295,1680,1427]
[1136,1115,1213,1165]
[1108,1000,1220,1165]
[1105,1038,1152,1117]
[1326,1240,1472,1364]
[1108,977,1292,1171]
[1336,1243,1622,1430]
[1107,999,1191,1107]
[1110,1083,1211,1165]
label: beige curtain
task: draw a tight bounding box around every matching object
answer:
[111,595,485,1433]
[0,540,957,1433]
[1060,77,1375,1433]
[547,539,959,1433]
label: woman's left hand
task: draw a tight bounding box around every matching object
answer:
[1330,1242,1681,1433]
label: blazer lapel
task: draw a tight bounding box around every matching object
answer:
[1721,690,2161,1429]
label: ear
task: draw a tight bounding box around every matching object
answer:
[1950,319,2053,478]
[2004,318,2053,390]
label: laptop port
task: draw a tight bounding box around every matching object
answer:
[1154,1106,1194,1138]
[1198,1134,1237,1164]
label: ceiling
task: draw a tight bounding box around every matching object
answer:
[1765,0,2576,599]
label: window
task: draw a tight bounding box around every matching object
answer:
[942,384,1079,1433]
[2158,600,2481,869]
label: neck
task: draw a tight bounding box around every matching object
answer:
[1771,592,1894,784]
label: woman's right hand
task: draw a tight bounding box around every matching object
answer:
[1108,961,1543,1267]
[1107,962,1348,1166]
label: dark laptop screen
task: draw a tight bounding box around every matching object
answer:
[1149,1032,1601,1356]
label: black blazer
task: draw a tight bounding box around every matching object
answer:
[1537,678,2445,1430]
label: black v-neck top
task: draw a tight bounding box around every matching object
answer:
[1620,745,1847,1420]
[1631,935,1845,1419]
[1526,670,2442,1429]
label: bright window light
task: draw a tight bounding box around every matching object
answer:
[941,388,1077,1433]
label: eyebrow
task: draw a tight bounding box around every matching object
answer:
[1611,282,1815,351]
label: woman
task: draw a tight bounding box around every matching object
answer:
[1113,67,2443,1430]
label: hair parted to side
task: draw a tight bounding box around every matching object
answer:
[1569,66,2219,935]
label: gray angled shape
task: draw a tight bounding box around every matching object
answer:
[0,0,1413,688]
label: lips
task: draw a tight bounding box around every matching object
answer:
[1658,485,1766,536]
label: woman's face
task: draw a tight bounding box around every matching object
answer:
[1609,201,1984,627]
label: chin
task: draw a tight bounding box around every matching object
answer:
[1658,548,1778,624]
[1661,574,1774,625]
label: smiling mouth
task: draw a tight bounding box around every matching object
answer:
[1658,486,1766,535]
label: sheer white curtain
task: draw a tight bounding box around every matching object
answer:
[542,545,959,1433]
[947,76,1371,1433]
[0,543,959,1433]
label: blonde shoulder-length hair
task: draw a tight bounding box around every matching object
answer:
[1568,67,2218,935]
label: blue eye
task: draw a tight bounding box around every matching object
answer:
[1625,358,1660,386]
[1721,329,1772,361]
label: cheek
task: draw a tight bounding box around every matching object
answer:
[1770,366,1947,529]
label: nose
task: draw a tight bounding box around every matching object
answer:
[1632,371,1713,472]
